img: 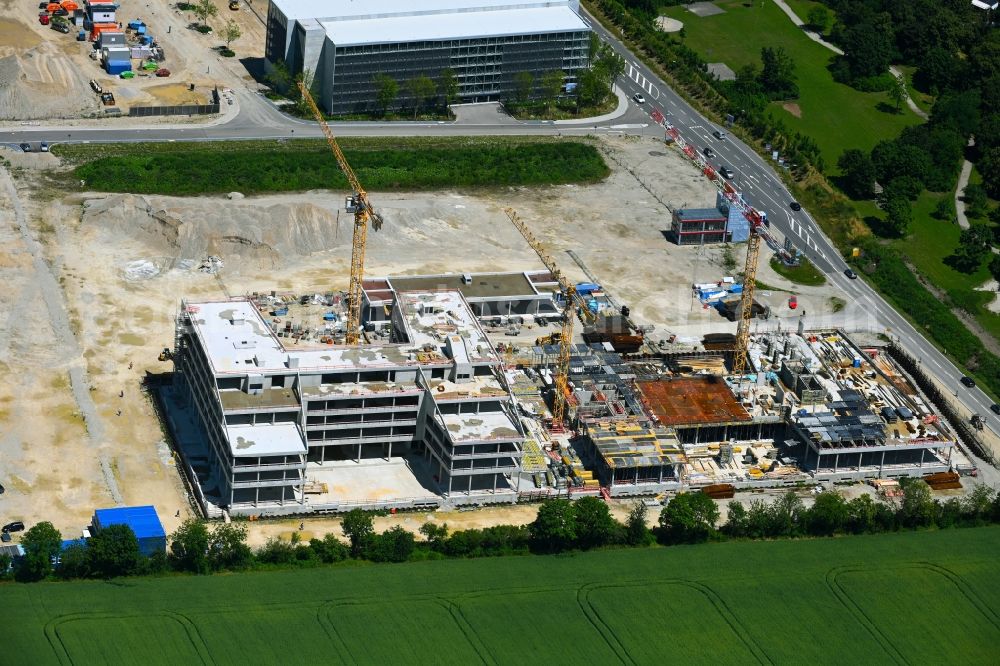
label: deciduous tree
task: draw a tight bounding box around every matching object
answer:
[16,522,61,582]
[658,493,719,544]
[341,509,375,558]
[373,73,398,116]
[529,499,577,552]
[169,518,210,574]
[87,524,141,579]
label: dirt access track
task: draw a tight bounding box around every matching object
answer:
[0,0,267,120]
[0,134,855,540]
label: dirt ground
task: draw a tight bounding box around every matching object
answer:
[0,134,854,540]
[0,0,268,120]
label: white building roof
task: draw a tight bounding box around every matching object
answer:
[185,291,497,375]
[440,410,523,442]
[274,0,579,21]
[226,423,306,457]
[320,5,587,47]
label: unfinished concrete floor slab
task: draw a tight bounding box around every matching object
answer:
[307,457,441,505]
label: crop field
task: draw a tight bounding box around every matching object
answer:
[2,527,999,665]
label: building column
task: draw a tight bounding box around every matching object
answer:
[387,441,392,460]
[919,448,925,468]
[468,475,472,495]
[880,450,886,477]
[357,443,361,463]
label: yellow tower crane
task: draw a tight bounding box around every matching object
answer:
[505,208,574,427]
[298,82,383,345]
[732,227,762,376]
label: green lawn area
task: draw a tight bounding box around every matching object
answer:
[896,65,936,115]
[781,0,823,24]
[663,0,922,171]
[3,527,1000,664]
[770,256,826,286]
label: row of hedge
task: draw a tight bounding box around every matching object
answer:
[5,480,998,583]
[72,141,610,195]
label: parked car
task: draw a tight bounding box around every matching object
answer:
[20,143,30,152]
[40,142,49,152]
[38,13,50,25]
[2,521,25,533]
[90,79,103,94]
[844,268,857,279]
[713,130,727,140]
[703,146,715,159]
[788,295,798,310]
[37,2,48,8]
[961,375,976,388]
[155,68,171,77]
[719,166,734,179]
[789,201,802,211]
[0,482,5,494]
[632,92,645,104]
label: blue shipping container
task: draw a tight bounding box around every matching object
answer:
[92,505,166,556]
[105,61,131,75]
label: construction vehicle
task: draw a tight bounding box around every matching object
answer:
[158,347,172,361]
[298,82,383,345]
[535,332,561,346]
[228,0,240,9]
[506,207,574,428]
[100,91,115,105]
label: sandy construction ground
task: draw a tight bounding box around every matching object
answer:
[0,0,268,120]
[0,134,859,539]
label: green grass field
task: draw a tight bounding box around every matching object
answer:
[663,0,921,170]
[3,527,998,664]
[769,256,826,286]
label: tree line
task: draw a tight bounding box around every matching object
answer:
[4,480,999,583]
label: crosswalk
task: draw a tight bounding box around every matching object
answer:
[626,64,660,99]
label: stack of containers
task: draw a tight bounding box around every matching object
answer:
[86,0,117,40]
[104,45,131,75]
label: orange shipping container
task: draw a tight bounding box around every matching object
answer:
[90,22,118,40]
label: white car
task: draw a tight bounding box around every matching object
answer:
[632,93,646,104]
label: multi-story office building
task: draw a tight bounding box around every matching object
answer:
[265,0,592,114]
[172,290,525,515]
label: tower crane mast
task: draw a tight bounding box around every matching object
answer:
[298,82,383,345]
[505,208,574,427]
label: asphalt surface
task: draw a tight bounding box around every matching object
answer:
[1,12,998,443]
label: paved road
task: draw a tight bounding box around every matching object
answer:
[1,11,998,445]
[580,8,1000,444]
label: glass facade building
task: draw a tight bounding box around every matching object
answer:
[265,0,591,115]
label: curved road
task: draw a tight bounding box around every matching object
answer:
[1,11,998,444]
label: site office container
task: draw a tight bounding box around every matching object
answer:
[90,22,118,40]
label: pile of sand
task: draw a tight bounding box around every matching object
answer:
[81,194,348,269]
[0,42,96,119]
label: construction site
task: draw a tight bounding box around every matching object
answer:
[0,63,991,530]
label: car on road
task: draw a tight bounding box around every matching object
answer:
[961,376,976,388]
[991,403,1000,415]
[2,521,25,533]
[719,166,734,179]
[632,93,645,104]
[844,268,857,279]
[790,201,802,211]
[40,141,49,152]
[703,146,715,159]
[19,143,30,152]
[712,130,727,140]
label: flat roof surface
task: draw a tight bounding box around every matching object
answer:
[639,377,751,426]
[397,291,497,363]
[440,410,522,442]
[675,207,725,221]
[389,272,539,300]
[300,380,421,398]
[274,0,577,21]
[93,506,166,539]
[226,423,306,457]
[219,387,300,410]
[589,423,683,469]
[322,5,587,47]
[187,299,447,374]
